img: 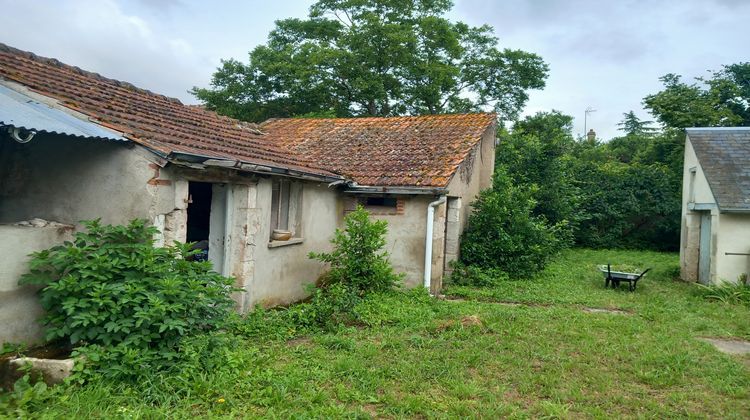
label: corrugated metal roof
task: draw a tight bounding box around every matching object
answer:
[0,84,126,141]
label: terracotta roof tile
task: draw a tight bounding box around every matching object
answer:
[261,113,495,187]
[0,43,335,178]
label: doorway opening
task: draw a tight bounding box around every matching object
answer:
[187,182,212,262]
[698,211,711,285]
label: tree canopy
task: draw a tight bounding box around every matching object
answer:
[643,63,750,129]
[192,0,548,122]
[617,111,657,137]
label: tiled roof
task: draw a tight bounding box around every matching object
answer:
[0,43,495,187]
[688,128,750,211]
[261,114,496,187]
[0,43,336,178]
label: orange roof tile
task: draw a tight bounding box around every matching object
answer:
[261,114,496,187]
[0,43,336,178]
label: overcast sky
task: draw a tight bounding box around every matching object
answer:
[1,0,747,139]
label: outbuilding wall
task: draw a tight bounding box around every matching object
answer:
[443,124,496,274]
[680,138,718,282]
[249,179,341,308]
[0,133,177,346]
[715,213,750,283]
[0,225,73,347]
[0,133,175,226]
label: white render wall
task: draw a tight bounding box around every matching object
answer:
[715,213,750,283]
[0,225,73,347]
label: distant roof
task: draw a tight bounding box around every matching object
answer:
[0,84,126,142]
[0,43,336,179]
[261,114,496,187]
[687,127,750,211]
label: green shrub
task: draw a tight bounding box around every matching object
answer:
[309,206,403,295]
[447,263,509,287]
[460,169,569,278]
[231,207,403,333]
[697,281,750,307]
[20,219,237,358]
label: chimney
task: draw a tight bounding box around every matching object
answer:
[586,129,596,142]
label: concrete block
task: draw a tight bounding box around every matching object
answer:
[447,208,460,223]
[9,357,75,386]
[164,208,187,244]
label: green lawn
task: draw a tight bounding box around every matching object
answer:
[5,249,750,418]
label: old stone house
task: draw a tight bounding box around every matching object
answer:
[0,44,495,345]
[680,128,750,285]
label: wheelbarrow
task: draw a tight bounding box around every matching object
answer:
[598,264,651,291]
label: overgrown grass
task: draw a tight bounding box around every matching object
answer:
[697,281,750,308]
[3,249,749,418]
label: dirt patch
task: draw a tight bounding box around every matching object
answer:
[440,296,526,307]
[434,319,457,332]
[460,315,483,327]
[361,403,380,417]
[582,307,631,315]
[698,337,750,355]
[438,295,467,302]
[286,337,313,347]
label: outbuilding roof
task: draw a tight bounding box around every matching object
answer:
[0,43,336,179]
[0,43,495,188]
[687,127,750,211]
[0,84,126,142]
[261,114,495,187]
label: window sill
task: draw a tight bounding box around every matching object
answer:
[268,237,304,248]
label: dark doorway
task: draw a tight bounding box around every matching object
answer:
[187,182,212,243]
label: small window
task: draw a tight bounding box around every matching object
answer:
[271,179,290,231]
[358,196,403,215]
[270,178,302,240]
[364,197,397,208]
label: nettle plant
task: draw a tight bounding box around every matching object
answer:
[21,219,237,355]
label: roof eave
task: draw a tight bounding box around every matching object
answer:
[343,184,447,195]
[167,152,345,183]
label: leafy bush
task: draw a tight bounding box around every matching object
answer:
[573,159,680,251]
[309,206,402,295]
[235,207,404,334]
[460,169,570,278]
[20,219,237,359]
[447,263,509,287]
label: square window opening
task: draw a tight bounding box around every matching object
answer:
[364,196,397,208]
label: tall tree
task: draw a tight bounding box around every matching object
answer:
[617,111,657,137]
[192,0,548,122]
[496,111,579,235]
[643,63,750,129]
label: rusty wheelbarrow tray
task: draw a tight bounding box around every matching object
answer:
[598,264,651,292]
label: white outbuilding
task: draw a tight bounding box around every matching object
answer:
[680,128,750,285]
